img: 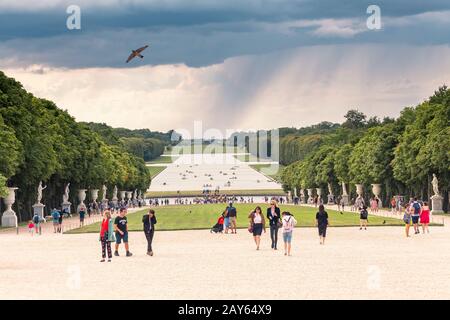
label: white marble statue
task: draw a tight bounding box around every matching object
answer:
[328,183,333,196]
[113,185,118,200]
[63,183,70,203]
[432,174,440,196]
[37,181,47,204]
[102,184,107,201]
[342,181,348,196]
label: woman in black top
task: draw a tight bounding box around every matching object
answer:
[142,209,157,256]
[266,200,281,250]
[315,205,329,245]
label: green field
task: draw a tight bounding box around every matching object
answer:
[249,163,285,181]
[145,189,286,197]
[66,203,405,234]
[147,166,167,178]
[146,155,176,165]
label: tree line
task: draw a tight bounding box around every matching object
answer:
[280,87,449,209]
[0,71,169,222]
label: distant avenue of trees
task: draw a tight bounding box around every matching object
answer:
[0,71,174,222]
[228,87,449,210]
[279,87,449,209]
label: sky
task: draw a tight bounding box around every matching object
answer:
[1,0,450,137]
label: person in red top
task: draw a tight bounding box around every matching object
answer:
[420,201,431,234]
[99,211,113,262]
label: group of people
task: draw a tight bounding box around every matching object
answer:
[213,200,330,255]
[98,207,157,262]
[402,198,431,237]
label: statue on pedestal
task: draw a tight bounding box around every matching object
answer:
[63,183,71,204]
[432,174,440,196]
[36,181,47,204]
[102,184,107,201]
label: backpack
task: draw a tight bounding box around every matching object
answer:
[33,215,40,224]
[412,202,421,215]
[361,209,368,219]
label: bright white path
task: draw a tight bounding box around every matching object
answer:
[148,153,282,192]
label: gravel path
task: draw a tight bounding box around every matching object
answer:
[1,221,449,299]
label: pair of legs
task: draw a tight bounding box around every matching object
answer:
[145,229,154,255]
[405,223,411,237]
[229,217,237,234]
[412,217,420,234]
[115,232,132,256]
[422,223,430,234]
[101,236,112,262]
[360,219,368,230]
[79,218,84,228]
[283,232,292,256]
[270,225,279,250]
[253,235,261,250]
[58,222,62,233]
[53,222,58,233]
[319,226,327,245]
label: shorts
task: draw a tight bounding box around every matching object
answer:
[283,231,293,243]
[224,217,229,227]
[252,223,263,236]
[360,219,368,223]
[318,225,327,237]
[115,231,129,244]
[229,216,237,225]
[412,216,420,224]
[53,221,59,225]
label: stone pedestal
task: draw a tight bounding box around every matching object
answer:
[62,201,71,214]
[431,195,444,214]
[32,203,45,220]
[1,187,18,227]
[342,195,349,206]
[327,194,334,204]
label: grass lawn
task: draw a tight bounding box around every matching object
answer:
[145,189,286,197]
[148,166,167,178]
[146,155,176,165]
[249,163,285,181]
[66,203,405,234]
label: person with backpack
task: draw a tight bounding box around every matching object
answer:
[360,205,369,230]
[51,208,60,233]
[32,213,41,235]
[281,211,297,256]
[410,198,422,234]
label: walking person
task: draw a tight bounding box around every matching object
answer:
[114,208,132,257]
[32,212,41,235]
[223,208,230,234]
[267,200,281,250]
[281,211,297,256]
[28,220,35,236]
[420,201,431,234]
[99,210,115,262]
[410,197,422,234]
[248,206,266,250]
[226,202,238,234]
[403,204,412,237]
[316,205,329,245]
[359,205,369,230]
[51,208,60,233]
[78,205,86,228]
[58,208,64,233]
[142,209,157,256]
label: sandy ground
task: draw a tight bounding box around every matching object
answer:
[148,153,282,192]
[1,219,450,299]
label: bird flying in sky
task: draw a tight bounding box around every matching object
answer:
[126,45,149,63]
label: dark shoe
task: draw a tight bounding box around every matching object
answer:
[114,251,119,256]
[100,259,105,262]
[107,259,111,262]
[126,251,133,257]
